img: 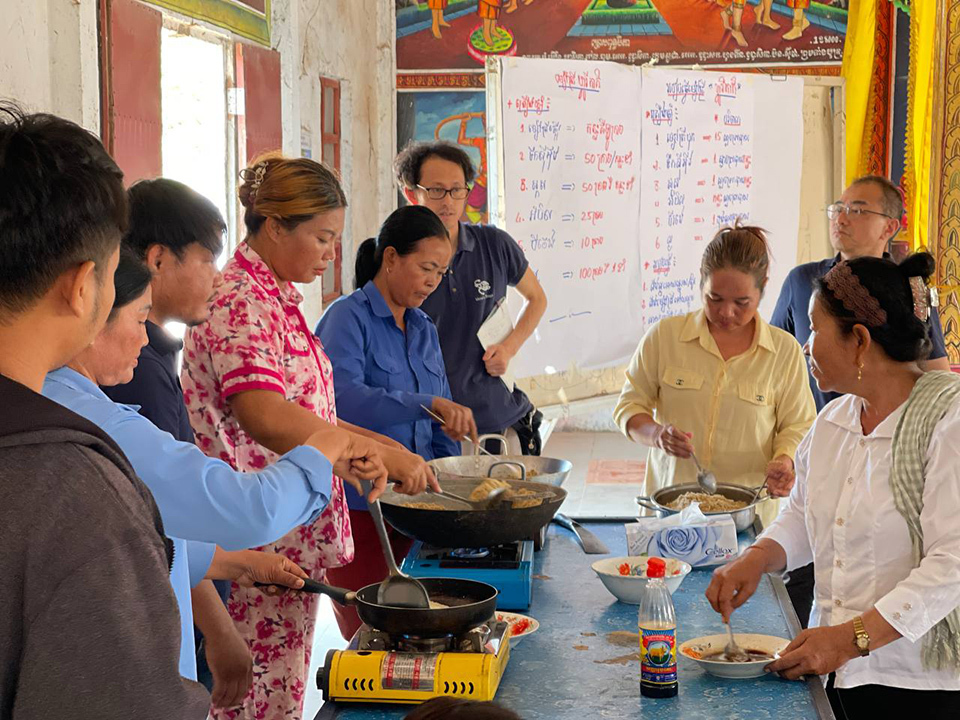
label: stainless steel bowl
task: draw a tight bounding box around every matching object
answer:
[428,435,572,489]
[635,483,768,532]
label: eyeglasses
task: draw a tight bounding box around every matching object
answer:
[416,184,471,201]
[826,202,896,221]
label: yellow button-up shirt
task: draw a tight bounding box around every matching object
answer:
[614,310,815,526]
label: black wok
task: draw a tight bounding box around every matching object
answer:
[378,477,567,548]
[293,576,498,637]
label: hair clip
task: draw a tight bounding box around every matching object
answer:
[824,262,888,327]
[241,161,269,201]
[909,276,931,322]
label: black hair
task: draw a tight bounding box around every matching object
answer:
[403,697,522,720]
[850,175,904,221]
[814,252,935,363]
[394,140,477,189]
[0,103,126,318]
[109,245,153,321]
[354,206,449,289]
[125,178,225,260]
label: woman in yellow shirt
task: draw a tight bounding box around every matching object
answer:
[614,225,815,525]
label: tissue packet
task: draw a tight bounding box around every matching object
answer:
[625,503,739,567]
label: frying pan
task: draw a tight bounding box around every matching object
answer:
[287,576,498,637]
[378,477,567,548]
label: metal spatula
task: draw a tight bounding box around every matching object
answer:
[361,480,430,609]
[552,513,610,554]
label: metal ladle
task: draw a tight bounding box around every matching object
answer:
[361,480,430,609]
[690,450,718,494]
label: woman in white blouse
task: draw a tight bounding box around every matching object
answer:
[707,252,960,719]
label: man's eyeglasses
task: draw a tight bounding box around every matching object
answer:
[417,184,471,200]
[826,202,896,221]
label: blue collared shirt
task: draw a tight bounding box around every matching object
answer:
[169,537,215,678]
[419,223,533,434]
[42,368,336,677]
[316,282,460,510]
[770,254,948,412]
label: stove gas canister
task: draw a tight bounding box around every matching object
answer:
[382,653,438,692]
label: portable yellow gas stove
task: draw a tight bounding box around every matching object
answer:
[318,619,511,704]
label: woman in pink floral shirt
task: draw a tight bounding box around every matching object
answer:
[182,155,437,720]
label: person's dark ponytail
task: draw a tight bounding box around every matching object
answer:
[354,238,378,289]
[353,206,449,290]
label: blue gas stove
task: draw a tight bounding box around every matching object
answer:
[400,539,535,611]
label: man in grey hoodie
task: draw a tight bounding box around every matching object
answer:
[0,105,209,719]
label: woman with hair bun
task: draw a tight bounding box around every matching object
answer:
[316,205,476,639]
[182,155,438,720]
[614,223,816,526]
[708,253,960,718]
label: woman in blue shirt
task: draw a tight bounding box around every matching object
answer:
[317,205,477,639]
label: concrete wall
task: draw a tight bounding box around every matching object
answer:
[0,0,100,130]
[288,0,397,327]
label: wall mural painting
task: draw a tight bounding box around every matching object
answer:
[397,90,489,223]
[396,0,849,70]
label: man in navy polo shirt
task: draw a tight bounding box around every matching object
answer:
[770,174,949,629]
[395,141,548,454]
[772,174,948,414]
[103,179,246,701]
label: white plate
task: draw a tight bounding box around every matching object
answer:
[496,611,539,646]
[679,633,789,679]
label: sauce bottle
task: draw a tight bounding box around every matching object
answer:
[638,557,678,698]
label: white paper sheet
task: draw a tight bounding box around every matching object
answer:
[477,299,517,391]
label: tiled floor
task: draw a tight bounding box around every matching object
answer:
[545,430,648,519]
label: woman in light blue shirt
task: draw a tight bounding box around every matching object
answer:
[316,205,477,639]
[42,248,388,680]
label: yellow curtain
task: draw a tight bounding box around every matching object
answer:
[903,0,937,252]
[841,0,878,186]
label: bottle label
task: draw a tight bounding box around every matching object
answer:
[640,627,677,685]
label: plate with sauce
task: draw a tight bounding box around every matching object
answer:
[679,634,789,679]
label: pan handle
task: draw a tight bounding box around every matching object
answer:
[254,580,356,606]
[487,460,527,482]
[475,433,509,456]
[635,496,661,513]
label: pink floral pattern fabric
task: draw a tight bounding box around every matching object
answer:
[182,242,353,720]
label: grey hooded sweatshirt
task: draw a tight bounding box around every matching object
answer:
[0,373,209,719]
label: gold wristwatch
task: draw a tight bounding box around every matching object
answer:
[853,616,870,657]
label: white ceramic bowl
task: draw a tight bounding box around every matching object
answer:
[679,634,790,679]
[591,556,692,604]
[496,611,539,646]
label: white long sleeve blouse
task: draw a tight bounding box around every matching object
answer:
[760,392,960,690]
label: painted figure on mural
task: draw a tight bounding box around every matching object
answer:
[429,0,450,39]
[479,0,504,46]
[718,0,749,48]
[783,0,812,41]
[756,0,781,30]
[505,0,534,13]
